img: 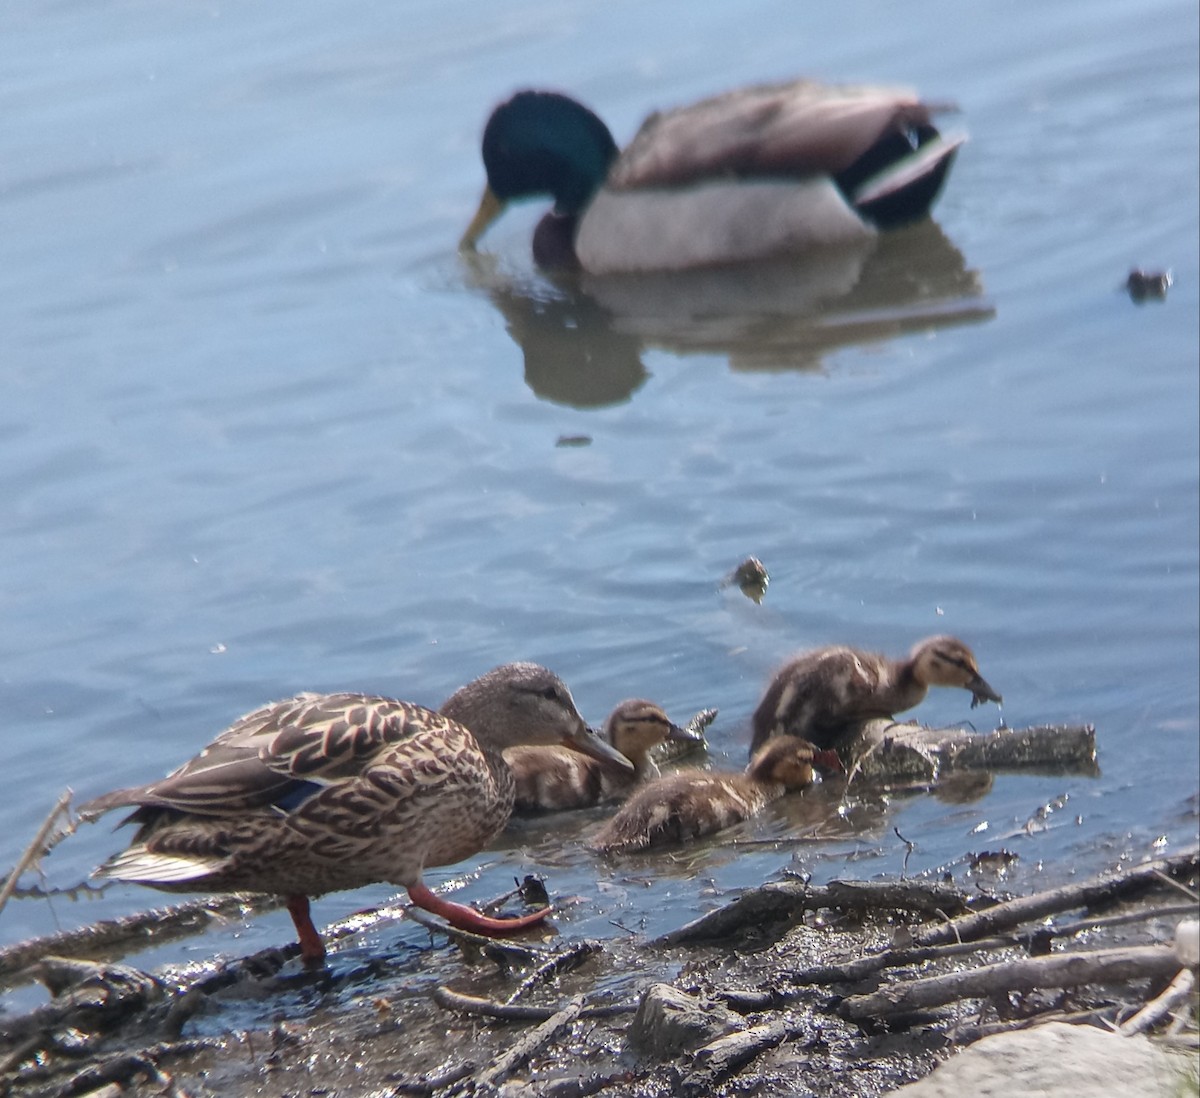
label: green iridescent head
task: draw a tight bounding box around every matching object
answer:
[461,91,618,249]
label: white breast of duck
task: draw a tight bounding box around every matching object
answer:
[575,178,873,274]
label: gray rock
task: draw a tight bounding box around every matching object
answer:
[893,1022,1189,1098]
[626,983,742,1059]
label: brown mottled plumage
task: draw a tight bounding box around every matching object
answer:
[751,635,1001,757]
[80,663,630,962]
[506,698,703,814]
[590,736,840,854]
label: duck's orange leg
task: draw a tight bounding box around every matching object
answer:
[286,894,327,963]
[406,881,552,935]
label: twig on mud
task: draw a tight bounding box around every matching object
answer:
[1119,967,1196,1035]
[1052,901,1199,938]
[503,941,602,1004]
[388,1060,477,1095]
[432,985,636,1022]
[0,791,75,922]
[50,1038,220,1098]
[786,933,1021,988]
[681,1020,801,1097]
[1150,869,1199,901]
[949,1006,1114,1043]
[766,900,1200,990]
[472,994,585,1088]
[714,934,1029,1010]
[839,943,1182,1021]
[655,877,969,947]
[0,894,275,987]
[909,848,1199,949]
[4,1037,220,1098]
[2,958,165,1051]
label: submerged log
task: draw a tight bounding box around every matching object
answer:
[846,720,1098,784]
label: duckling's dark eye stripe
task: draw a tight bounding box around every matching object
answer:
[934,650,972,671]
[638,713,671,728]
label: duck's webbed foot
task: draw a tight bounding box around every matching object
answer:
[406,881,552,936]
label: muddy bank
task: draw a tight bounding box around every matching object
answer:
[2,849,1196,1098]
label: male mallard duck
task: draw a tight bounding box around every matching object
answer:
[461,79,964,273]
[590,735,841,854]
[506,698,703,814]
[751,635,1001,757]
[80,663,630,962]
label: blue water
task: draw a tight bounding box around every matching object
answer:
[1,0,1196,992]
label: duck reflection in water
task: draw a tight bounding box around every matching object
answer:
[460,221,993,409]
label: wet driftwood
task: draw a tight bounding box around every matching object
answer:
[470,994,585,1089]
[655,876,969,947]
[839,943,1182,1021]
[908,848,1199,949]
[432,986,635,1023]
[0,894,274,987]
[846,720,1099,784]
[716,901,1200,1000]
[1119,967,1197,1035]
[660,849,1197,951]
[2,851,1195,1097]
[37,1038,220,1098]
[655,848,1197,1042]
[680,1020,801,1097]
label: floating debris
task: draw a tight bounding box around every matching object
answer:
[723,556,769,602]
[555,434,592,447]
[1125,268,1171,302]
[967,849,1020,876]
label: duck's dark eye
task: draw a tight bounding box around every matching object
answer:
[541,686,560,701]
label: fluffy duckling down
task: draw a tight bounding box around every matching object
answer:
[506,698,703,814]
[590,736,841,855]
[752,635,1001,757]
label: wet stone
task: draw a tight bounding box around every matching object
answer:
[626,983,743,1059]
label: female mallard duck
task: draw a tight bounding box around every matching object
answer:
[751,635,1001,757]
[506,698,704,814]
[80,663,630,962]
[461,79,964,273]
[590,735,841,854]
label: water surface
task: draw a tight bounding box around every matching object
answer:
[1,0,1196,1006]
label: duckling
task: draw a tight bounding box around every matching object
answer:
[461,79,964,273]
[590,736,841,854]
[79,663,631,962]
[751,635,1001,756]
[506,698,703,814]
